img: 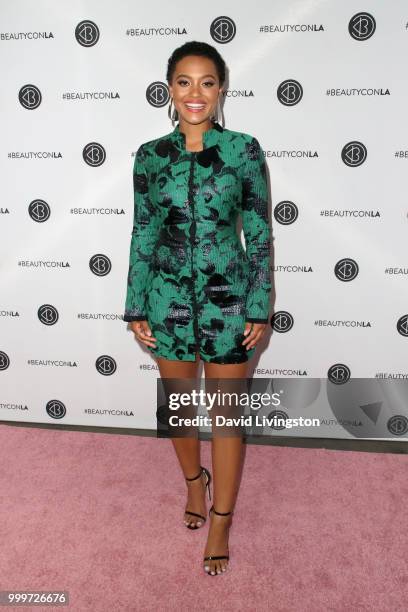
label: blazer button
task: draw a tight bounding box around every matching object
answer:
[193,238,200,246]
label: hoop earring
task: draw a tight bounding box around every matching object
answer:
[168,98,179,126]
[211,96,224,127]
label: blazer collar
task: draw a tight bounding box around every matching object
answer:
[171,120,224,151]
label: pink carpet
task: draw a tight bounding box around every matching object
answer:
[0,423,407,611]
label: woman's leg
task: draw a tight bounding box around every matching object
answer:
[202,359,250,575]
[155,351,208,527]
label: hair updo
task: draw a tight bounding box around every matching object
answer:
[166,40,227,86]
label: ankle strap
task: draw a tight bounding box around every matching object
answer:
[210,504,233,516]
[185,466,204,482]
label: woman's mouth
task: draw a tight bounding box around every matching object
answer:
[184,102,206,113]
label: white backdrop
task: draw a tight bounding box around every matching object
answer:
[1,1,407,439]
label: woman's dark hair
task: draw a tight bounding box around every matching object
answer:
[166,40,226,86]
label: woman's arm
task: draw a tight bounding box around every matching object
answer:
[123,144,159,322]
[241,136,272,324]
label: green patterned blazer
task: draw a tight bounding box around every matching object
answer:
[124,120,272,364]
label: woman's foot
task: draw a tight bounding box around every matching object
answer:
[203,506,233,575]
[184,468,209,529]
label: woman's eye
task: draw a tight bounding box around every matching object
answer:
[176,80,215,87]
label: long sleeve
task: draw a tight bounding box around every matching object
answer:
[241,136,272,323]
[123,144,159,322]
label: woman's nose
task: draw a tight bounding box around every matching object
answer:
[190,83,201,95]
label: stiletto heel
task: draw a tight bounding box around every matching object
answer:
[184,465,212,529]
[203,505,234,575]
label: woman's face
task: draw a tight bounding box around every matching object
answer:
[169,54,223,126]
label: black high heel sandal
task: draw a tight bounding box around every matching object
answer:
[184,466,212,530]
[203,505,234,575]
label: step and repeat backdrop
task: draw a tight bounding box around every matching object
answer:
[1,1,407,440]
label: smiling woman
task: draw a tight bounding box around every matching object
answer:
[123,40,272,577]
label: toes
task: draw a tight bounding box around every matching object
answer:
[185,513,197,528]
[184,512,204,528]
[204,559,228,575]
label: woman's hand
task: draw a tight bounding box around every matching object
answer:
[129,320,157,349]
[242,322,267,350]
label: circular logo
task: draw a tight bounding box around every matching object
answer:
[327,364,351,384]
[348,12,376,41]
[210,16,236,44]
[146,81,170,108]
[274,201,298,225]
[341,141,367,167]
[83,142,106,167]
[18,84,42,110]
[0,351,10,371]
[75,20,100,47]
[387,415,408,436]
[38,304,59,326]
[396,314,408,337]
[96,355,117,376]
[89,254,111,276]
[156,403,171,426]
[271,311,294,333]
[334,258,359,282]
[29,199,51,223]
[267,409,289,430]
[46,399,66,419]
[277,79,303,106]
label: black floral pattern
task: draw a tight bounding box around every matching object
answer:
[124,121,272,363]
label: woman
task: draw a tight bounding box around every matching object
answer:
[124,41,272,575]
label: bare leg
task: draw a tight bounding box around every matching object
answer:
[202,359,250,575]
[155,351,208,528]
